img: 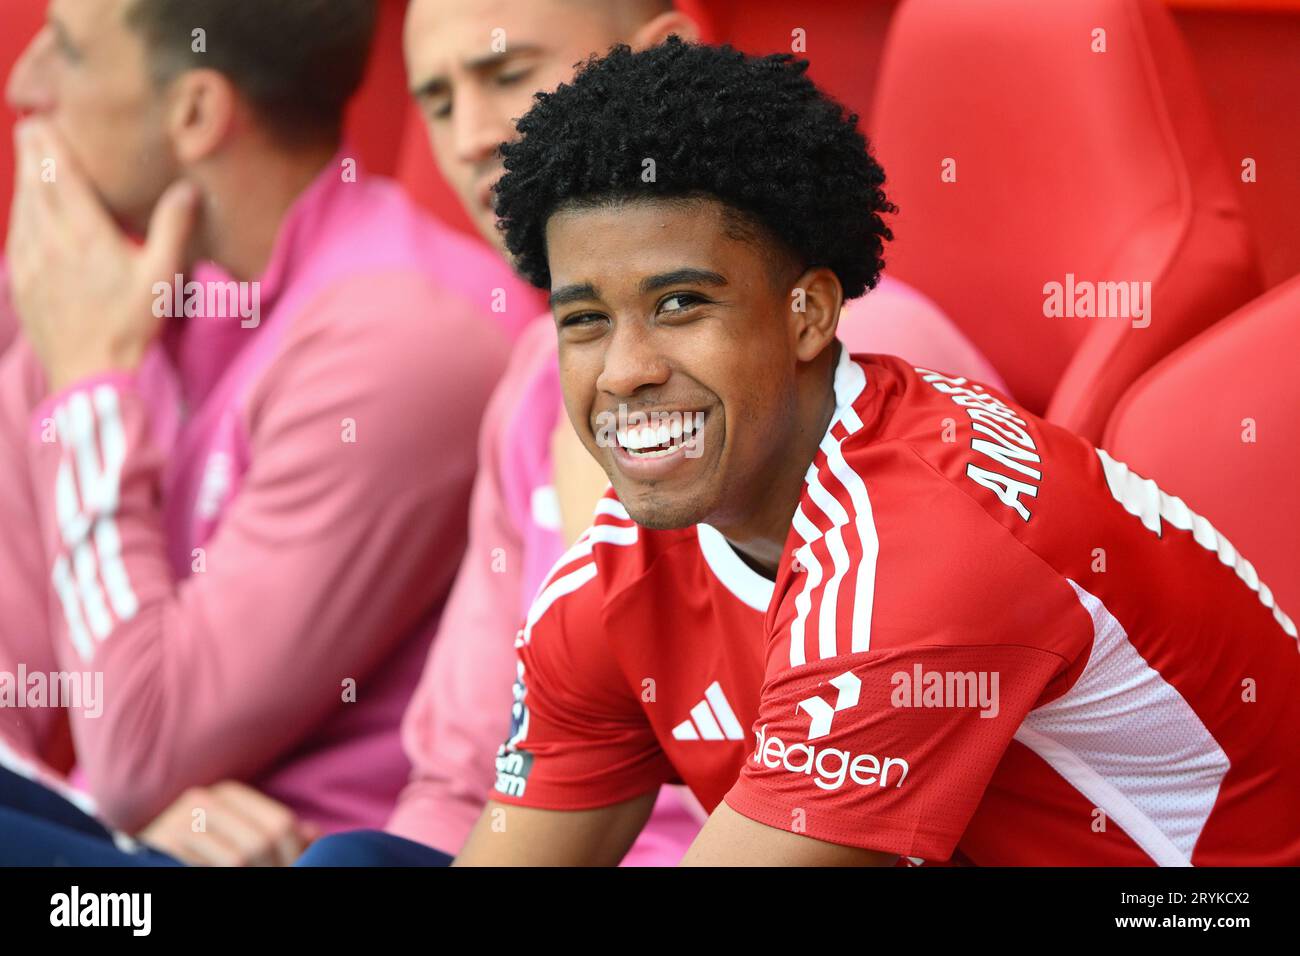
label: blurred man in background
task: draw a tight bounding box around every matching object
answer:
[0,0,526,865]
[297,0,1007,866]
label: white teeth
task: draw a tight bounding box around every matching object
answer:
[616,426,662,451]
[615,411,706,454]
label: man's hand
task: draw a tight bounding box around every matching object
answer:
[5,119,197,393]
[138,781,321,867]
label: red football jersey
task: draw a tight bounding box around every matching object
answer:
[492,348,1300,865]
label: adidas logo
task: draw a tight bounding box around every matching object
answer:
[672,681,745,741]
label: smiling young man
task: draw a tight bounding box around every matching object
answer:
[349,0,1006,869]
[451,38,1300,867]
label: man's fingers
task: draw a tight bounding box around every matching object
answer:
[210,781,305,866]
[141,180,199,280]
[195,793,279,867]
[22,119,113,229]
[9,122,49,242]
[139,788,244,867]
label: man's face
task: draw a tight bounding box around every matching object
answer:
[546,198,803,531]
[5,0,178,233]
[404,0,628,252]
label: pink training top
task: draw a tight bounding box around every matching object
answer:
[0,157,535,834]
[388,273,1008,861]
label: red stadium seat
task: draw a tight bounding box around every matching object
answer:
[344,0,414,178]
[870,0,1260,440]
[1103,273,1300,617]
[1171,3,1300,290]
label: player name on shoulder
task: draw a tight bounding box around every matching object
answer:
[916,368,1043,522]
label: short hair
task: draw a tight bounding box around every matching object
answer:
[494,37,895,298]
[125,0,379,146]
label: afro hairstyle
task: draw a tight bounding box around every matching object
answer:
[493,36,896,298]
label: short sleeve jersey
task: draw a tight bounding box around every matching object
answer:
[492,347,1300,865]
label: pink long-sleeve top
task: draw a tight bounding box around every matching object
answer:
[0,158,536,833]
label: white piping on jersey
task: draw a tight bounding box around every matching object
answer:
[582,519,638,545]
[831,345,867,433]
[789,505,827,668]
[533,518,639,602]
[805,462,854,663]
[696,524,774,612]
[509,499,639,768]
[521,500,639,642]
[593,497,631,521]
[49,385,138,662]
[823,429,880,656]
[788,345,878,667]
[1095,449,1296,639]
[565,520,638,562]
[520,562,598,646]
[1014,579,1230,866]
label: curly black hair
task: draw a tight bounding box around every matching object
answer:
[493,36,895,298]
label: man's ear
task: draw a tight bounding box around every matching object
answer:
[165,69,238,164]
[787,266,843,364]
[629,10,702,50]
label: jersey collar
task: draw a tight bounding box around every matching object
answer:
[694,342,867,614]
[696,523,776,612]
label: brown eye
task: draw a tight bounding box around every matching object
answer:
[659,293,702,314]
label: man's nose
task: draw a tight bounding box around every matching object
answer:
[596,320,672,399]
[451,84,508,166]
[5,28,56,116]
